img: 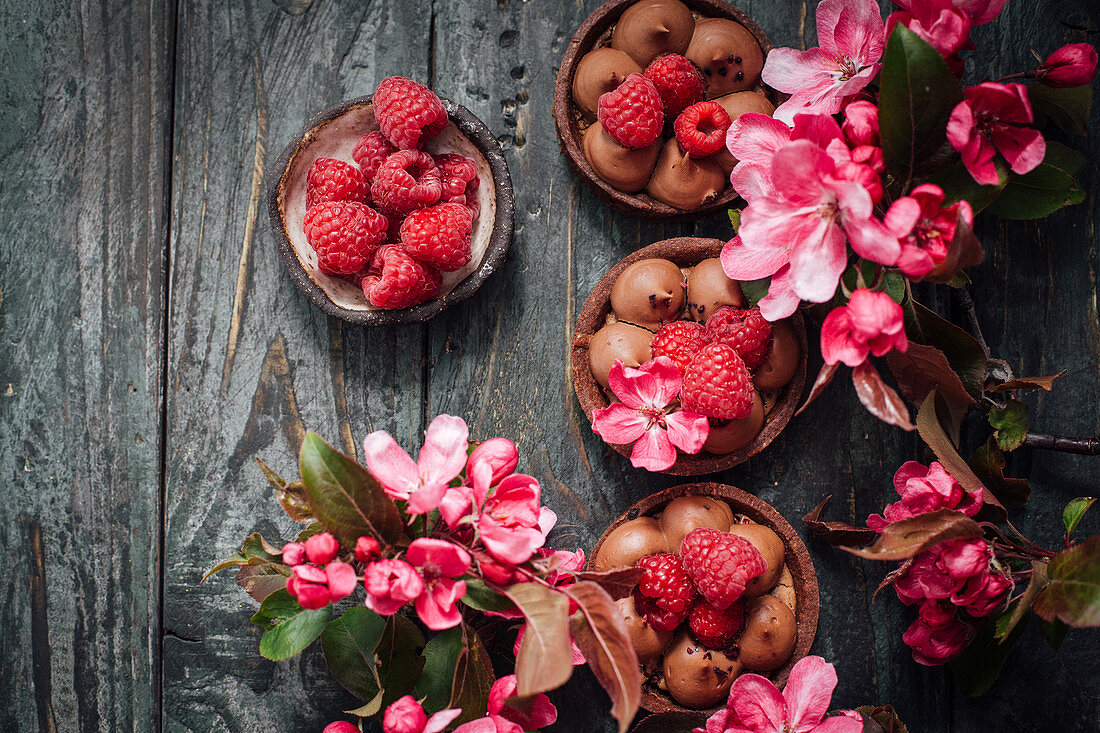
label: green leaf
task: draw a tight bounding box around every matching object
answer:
[1043,618,1069,650]
[460,579,517,613]
[949,607,1027,697]
[970,438,1030,509]
[738,278,769,307]
[204,532,287,581]
[1063,497,1097,535]
[987,142,1086,220]
[376,614,425,707]
[417,627,464,714]
[989,398,1028,452]
[299,432,404,547]
[504,582,574,697]
[883,271,907,305]
[449,627,496,725]
[927,159,1008,214]
[856,706,910,733]
[258,458,316,523]
[1028,83,1092,137]
[416,625,494,724]
[250,588,332,661]
[321,607,387,703]
[1033,536,1100,627]
[878,24,964,185]
[840,509,982,561]
[728,208,742,232]
[908,303,987,398]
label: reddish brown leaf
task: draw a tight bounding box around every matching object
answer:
[1033,536,1100,627]
[925,208,983,284]
[571,568,644,600]
[565,581,641,733]
[852,362,915,430]
[802,495,878,546]
[841,509,983,561]
[988,371,1066,392]
[503,583,574,697]
[970,438,1031,508]
[796,362,839,416]
[885,342,975,408]
[236,564,287,602]
[873,559,915,601]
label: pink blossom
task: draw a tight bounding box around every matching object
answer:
[894,538,992,603]
[286,561,358,609]
[820,289,908,367]
[540,547,586,586]
[305,532,339,565]
[842,101,880,147]
[478,473,556,564]
[893,0,1006,25]
[697,655,863,733]
[590,357,709,472]
[883,184,974,279]
[355,536,381,563]
[1037,43,1099,87]
[951,569,1011,617]
[488,674,559,729]
[868,460,983,531]
[363,414,470,514]
[382,695,462,733]
[281,541,306,566]
[364,558,424,616]
[762,0,886,124]
[469,437,520,486]
[887,0,971,58]
[324,722,360,733]
[946,82,1046,186]
[452,716,524,733]
[902,599,974,665]
[406,538,471,630]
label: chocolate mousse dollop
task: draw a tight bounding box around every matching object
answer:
[686,257,745,322]
[686,18,764,97]
[583,121,661,193]
[659,496,734,551]
[712,90,775,172]
[703,390,764,454]
[616,595,674,662]
[573,47,643,120]
[752,320,799,392]
[610,258,686,328]
[611,0,696,68]
[739,595,797,672]
[646,138,726,210]
[588,321,655,388]
[726,521,786,596]
[593,516,670,571]
[661,631,741,708]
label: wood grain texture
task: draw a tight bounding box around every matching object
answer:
[0,1,174,731]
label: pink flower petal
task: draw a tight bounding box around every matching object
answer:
[730,162,776,201]
[363,431,420,500]
[758,266,802,321]
[812,716,866,733]
[415,577,466,630]
[467,437,519,487]
[791,113,844,149]
[726,113,793,164]
[325,561,359,602]
[607,357,681,408]
[424,709,464,733]
[729,674,788,731]
[783,656,839,730]
[819,0,885,61]
[414,414,470,504]
[990,124,1045,175]
[629,426,678,472]
[761,47,836,95]
[820,307,867,367]
[407,538,472,578]
[787,214,848,304]
[844,213,901,266]
[664,410,710,455]
[721,234,791,281]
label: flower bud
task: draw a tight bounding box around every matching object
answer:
[281,541,306,566]
[323,722,360,733]
[325,561,359,603]
[467,437,519,487]
[842,100,880,147]
[383,695,427,733]
[1038,43,1099,87]
[293,581,332,610]
[305,532,339,565]
[355,536,382,563]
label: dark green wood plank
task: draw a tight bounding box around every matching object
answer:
[0,0,174,731]
[162,1,430,730]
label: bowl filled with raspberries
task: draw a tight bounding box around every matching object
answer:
[592,483,818,713]
[268,76,514,325]
[572,237,806,475]
[553,0,778,219]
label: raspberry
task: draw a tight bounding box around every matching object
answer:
[372,76,449,150]
[651,321,707,372]
[681,343,754,420]
[635,553,697,631]
[644,54,706,118]
[362,244,442,309]
[352,131,397,184]
[371,150,443,216]
[680,528,767,610]
[688,599,745,648]
[705,306,773,370]
[633,590,686,633]
[435,153,481,219]
[674,101,733,158]
[303,201,388,274]
[597,73,664,148]
[399,203,474,272]
[306,158,368,210]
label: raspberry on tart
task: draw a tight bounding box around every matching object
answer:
[681,342,755,420]
[674,101,733,158]
[635,552,698,631]
[680,528,767,610]
[597,73,665,149]
[644,53,706,119]
[688,598,746,648]
[651,320,707,372]
[351,131,397,185]
[705,306,773,370]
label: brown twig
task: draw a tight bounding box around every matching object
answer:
[1022,433,1100,455]
[955,287,992,360]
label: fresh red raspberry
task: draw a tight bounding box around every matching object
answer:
[372,76,449,150]
[371,150,443,216]
[681,343,754,420]
[651,321,707,372]
[633,590,686,633]
[688,599,745,648]
[303,201,388,274]
[674,101,733,158]
[435,153,481,219]
[597,73,664,148]
[306,158,368,210]
[644,54,706,118]
[352,131,397,184]
[635,553,697,631]
[400,203,474,272]
[680,528,767,610]
[705,306,773,370]
[362,244,442,309]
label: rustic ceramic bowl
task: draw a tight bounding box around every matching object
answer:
[591,482,819,714]
[572,237,807,475]
[268,95,514,326]
[553,0,776,220]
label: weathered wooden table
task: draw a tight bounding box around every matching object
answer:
[2,0,1098,730]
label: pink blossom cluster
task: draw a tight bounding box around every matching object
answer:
[282,532,359,610]
[368,674,557,733]
[870,461,1012,665]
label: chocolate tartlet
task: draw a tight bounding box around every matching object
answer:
[571,237,807,475]
[553,0,777,219]
[268,95,514,326]
[590,483,820,714]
